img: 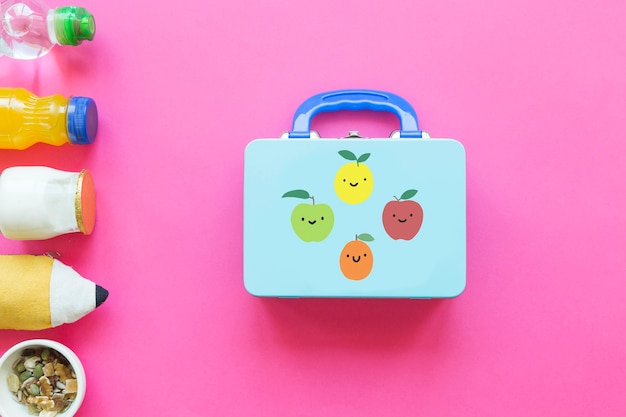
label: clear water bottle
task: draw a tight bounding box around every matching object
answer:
[0,0,95,59]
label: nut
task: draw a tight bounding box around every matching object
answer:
[39,376,53,397]
[7,348,77,415]
[54,364,70,382]
[43,363,54,377]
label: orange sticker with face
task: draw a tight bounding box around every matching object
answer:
[339,233,374,280]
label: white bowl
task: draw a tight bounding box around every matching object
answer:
[0,339,86,417]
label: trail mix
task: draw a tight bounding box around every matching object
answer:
[6,347,77,416]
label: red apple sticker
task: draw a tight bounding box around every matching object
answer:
[382,189,423,240]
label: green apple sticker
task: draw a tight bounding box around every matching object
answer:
[282,189,334,242]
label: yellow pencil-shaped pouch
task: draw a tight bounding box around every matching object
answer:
[0,255,108,330]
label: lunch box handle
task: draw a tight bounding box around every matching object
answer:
[288,89,422,138]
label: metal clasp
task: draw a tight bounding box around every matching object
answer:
[345,131,364,138]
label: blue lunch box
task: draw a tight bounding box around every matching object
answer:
[244,89,466,298]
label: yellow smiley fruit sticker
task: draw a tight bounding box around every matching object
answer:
[334,150,374,204]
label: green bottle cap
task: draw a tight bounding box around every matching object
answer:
[54,6,96,46]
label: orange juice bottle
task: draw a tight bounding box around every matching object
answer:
[0,87,98,150]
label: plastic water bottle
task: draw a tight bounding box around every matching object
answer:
[0,0,95,59]
[0,87,98,149]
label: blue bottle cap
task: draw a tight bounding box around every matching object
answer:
[67,97,98,144]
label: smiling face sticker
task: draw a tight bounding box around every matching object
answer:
[290,203,334,241]
[282,189,334,242]
[339,233,374,280]
[334,151,374,204]
[382,189,424,240]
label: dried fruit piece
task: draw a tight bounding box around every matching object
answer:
[7,373,20,392]
[63,379,77,394]
[7,348,77,415]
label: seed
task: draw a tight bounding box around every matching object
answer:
[23,356,40,369]
[21,376,35,388]
[12,359,26,373]
[7,348,76,414]
[18,371,32,383]
[33,364,44,379]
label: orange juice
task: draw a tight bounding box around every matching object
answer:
[0,88,98,150]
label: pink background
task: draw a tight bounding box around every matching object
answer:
[1,0,625,415]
